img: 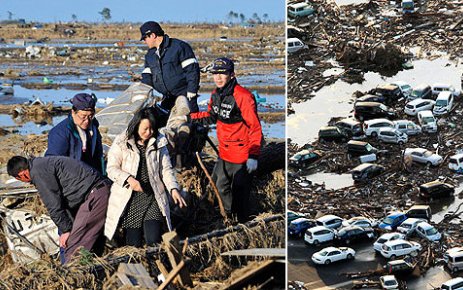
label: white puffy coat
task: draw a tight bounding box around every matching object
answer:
[104,132,178,240]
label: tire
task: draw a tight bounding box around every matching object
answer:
[453,266,459,273]
[427,161,432,167]
[313,240,319,246]
[398,141,404,145]
[390,254,396,260]
[325,259,331,265]
[371,132,378,138]
[347,253,353,260]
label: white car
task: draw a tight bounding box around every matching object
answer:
[377,128,408,144]
[342,216,378,228]
[373,232,405,252]
[393,120,421,136]
[316,214,344,229]
[431,83,461,97]
[403,148,443,166]
[287,37,307,54]
[433,91,454,115]
[392,81,412,98]
[417,110,437,133]
[396,218,424,235]
[363,118,394,137]
[404,99,435,116]
[415,222,441,241]
[380,239,422,259]
[380,275,399,289]
[311,246,356,265]
[441,277,463,290]
[304,226,336,245]
[449,153,463,172]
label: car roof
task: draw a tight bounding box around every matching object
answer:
[364,118,392,125]
[384,239,409,246]
[408,98,431,105]
[379,232,402,239]
[405,148,427,154]
[450,153,463,159]
[348,216,368,221]
[416,222,433,230]
[394,119,411,125]
[347,140,368,146]
[337,118,360,125]
[377,84,398,90]
[309,225,330,232]
[289,2,310,8]
[291,217,311,224]
[432,83,452,88]
[387,259,408,265]
[355,101,383,107]
[319,246,339,252]
[418,110,434,117]
[400,218,423,224]
[437,91,452,99]
[287,37,303,42]
[408,204,430,210]
[381,275,397,281]
[443,277,463,286]
[319,126,338,131]
[414,84,430,90]
[386,211,406,218]
[392,81,408,86]
[379,127,397,133]
[339,225,363,231]
[317,214,342,222]
[352,163,375,171]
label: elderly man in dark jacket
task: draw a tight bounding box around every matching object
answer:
[7,155,111,264]
[140,21,200,113]
[45,93,104,174]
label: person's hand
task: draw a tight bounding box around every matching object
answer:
[246,158,258,173]
[171,189,187,208]
[186,92,197,101]
[127,176,143,192]
[59,232,70,248]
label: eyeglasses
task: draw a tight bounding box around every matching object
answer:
[75,112,95,121]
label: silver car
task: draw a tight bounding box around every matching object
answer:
[377,128,408,144]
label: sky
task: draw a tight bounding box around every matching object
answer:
[0,0,285,23]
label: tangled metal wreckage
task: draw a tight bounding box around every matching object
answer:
[287,0,463,106]
[0,83,285,289]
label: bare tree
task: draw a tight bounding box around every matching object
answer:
[7,11,13,21]
[227,10,234,24]
[263,13,269,23]
[239,13,246,23]
[72,14,77,22]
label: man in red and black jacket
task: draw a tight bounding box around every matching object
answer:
[187,57,262,222]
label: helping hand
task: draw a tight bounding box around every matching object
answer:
[186,92,197,101]
[127,176,143,192]
[171,189,187,208]
[59,232,70,248]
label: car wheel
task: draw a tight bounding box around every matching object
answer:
[347,254,353,260]
[426,161,432,166]
[371,132,378,138]
[411,250,418,257]
[390,254,396,260]
[313,240,319,245]
[325,259,331,265]
[453,266,459,273]
[398,141,404,145]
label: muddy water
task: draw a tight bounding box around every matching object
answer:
[288,57,463,146]
[0,114,66,135]
[432,182,463,224]
[305,172,354,190]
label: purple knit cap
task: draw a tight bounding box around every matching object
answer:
[71,93,96,110]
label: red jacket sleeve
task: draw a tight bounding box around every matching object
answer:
[190,95,217,125]
[234,86,262,158]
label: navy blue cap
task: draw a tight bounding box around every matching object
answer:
[210,57,234,74]
[71,93,97,110]
[140,21,164,40]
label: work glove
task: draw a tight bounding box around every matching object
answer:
[246,158,258,173]
[187,92,197,101]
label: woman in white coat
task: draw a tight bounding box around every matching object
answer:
[105,107,186,246]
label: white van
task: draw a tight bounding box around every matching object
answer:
[431,83,461,97]
[433,91,454,115]
[441,277,463,290]
[287,38,307,54]
[449,153,463,173]
[417,110,437,133]
[288,2,315,18]
[444,247,463,272]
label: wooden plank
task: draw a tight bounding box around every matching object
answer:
[157,260,185,290]
[162,231,193,287]
[225,260,275,289]
[116,263,157,288]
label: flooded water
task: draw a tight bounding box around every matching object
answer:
[305,172,353,190]
[432,182,463,224]
[288,57,463,146]
[0,114,66,135]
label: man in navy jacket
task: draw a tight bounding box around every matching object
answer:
[45,93,104,174]
[140,21,200,113]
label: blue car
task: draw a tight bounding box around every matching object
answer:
[379,212,408,231]
[288,218,317,238]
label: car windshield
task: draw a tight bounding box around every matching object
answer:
[402,84,411,90]
[436,100,448,107]
[442,286,450,290]
[318,250,329,256]
[385,280,398,286]
[377,238,387,243]
[401,223,411,229]
[382,218,394,225]
[289,223,298,230]
[423,117,435,123]
[411,90,422,97]
[450,159,458,164]
[426,228,438,235]
[292,154,302,160]
[406,104,414,109]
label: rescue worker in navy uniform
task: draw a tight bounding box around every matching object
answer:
[178,57,262,223]
[140,21,200,113]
